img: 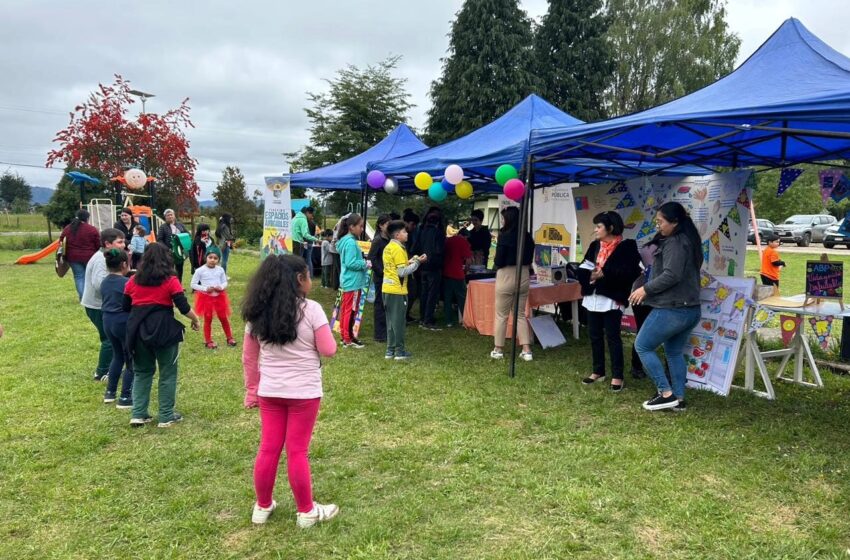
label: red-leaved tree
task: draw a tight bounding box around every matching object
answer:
[46,75,199,211]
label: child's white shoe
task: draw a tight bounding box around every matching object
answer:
[252,500,276,524]
[296,502,339,529]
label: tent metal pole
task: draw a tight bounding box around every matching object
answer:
[689,121,850,141]
[508,155,533,378]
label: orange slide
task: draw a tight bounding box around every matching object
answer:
[15,240,60,265]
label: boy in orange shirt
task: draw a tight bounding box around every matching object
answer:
[760,234,786,286]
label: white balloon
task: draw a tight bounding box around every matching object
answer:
[383,176,399,195]
[444,164,464,185]
[124,168,147,189]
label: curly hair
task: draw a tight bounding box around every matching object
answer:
[134,242,175,286]
[104,248,128,272]
[242,254,307,345]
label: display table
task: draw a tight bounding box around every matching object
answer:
[741,294,850,399]
[462,278,582,340]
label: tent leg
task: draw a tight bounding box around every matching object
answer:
[361,188,369,240]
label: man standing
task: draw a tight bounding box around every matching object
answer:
[81,228,126,382]
[291,206,318,261]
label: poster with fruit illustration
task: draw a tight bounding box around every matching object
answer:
[684,276,755,396]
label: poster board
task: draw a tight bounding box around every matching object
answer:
[805,260,843,300]
[572,171,753,277]
[531,183,578,267]
[685,275,754,396]
[261,175,293,258]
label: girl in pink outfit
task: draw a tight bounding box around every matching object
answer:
[241,254,340,528]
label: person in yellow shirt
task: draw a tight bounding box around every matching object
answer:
[760,234,785,287]
[383,221,426,360]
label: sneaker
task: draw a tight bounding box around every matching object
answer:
[157,413,184,428]
[384,350,395,360]
[129,416,153,427]
[520,351,533,362]
[93,371,108,382]
[226,338,237,347]
[446,323,454,328]
[394,350,412,361]
[671,400,687,412]
[103,390,117,404]
[116,397,133,410]
[205,341,218,350]
[252,500,277,524]
[420,323,442,331]
[343,340,365,349]
[642,393,679,411]
[490,349,504,359]
[296,502,339,529]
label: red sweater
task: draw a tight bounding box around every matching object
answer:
[60,223,101,264]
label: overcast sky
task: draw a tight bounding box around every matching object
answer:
[1,0,846,199]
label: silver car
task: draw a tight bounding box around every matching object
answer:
[776,214,837,247]
[823,219,850,249]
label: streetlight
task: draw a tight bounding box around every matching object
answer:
[128,89,156,114]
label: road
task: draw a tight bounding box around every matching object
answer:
[746,244,850,256]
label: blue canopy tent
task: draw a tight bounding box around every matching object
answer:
[529,18,850,173]
[371,95,706,192]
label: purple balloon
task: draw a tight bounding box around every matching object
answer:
[367,170,386,189]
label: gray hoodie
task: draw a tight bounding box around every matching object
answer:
[643,233,701,308]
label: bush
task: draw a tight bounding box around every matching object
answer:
[237,220,263,246]
[0,235,52,251]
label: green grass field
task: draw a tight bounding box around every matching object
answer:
[0,213,53,232]
[1,249,850,559]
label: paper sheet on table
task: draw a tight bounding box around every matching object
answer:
[759,296,807,308]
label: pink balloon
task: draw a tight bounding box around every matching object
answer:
[504,178,526,202]
[444,164,464,185]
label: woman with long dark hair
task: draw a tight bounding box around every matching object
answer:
[215,213,236,273]
[59,209,101,300]
[114,208,138,246]
[628,202,703,412]
[241,254,339,528]
[367,214,392,342]
[491,206,535,361]
[189,223,215,274]
[577,211,641,391]
[336,213,369,348]
[124,242,200,427]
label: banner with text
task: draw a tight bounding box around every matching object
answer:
[532,183,578,266]
[262,175,293,259]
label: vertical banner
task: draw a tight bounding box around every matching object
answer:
[262,175,293,259]
[531,183,578,266]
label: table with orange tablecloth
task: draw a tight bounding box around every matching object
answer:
[462,278,582,340]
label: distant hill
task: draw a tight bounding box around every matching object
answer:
[199,200,217,209]
[31,186,54,205]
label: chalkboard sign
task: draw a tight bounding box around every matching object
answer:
[806,260,843,299]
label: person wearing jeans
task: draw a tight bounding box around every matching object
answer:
[577,212,641,391]
[629,202,704,412]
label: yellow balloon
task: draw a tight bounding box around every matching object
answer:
[414,172,433,191]
[455,180,473,199]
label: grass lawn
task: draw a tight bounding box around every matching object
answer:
[0,213,53,232]
[2,248,850,559]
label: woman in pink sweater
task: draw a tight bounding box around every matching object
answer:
[241,254,339,528]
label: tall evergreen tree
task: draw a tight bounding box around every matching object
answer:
[213,166,253,223]
[426,0,537,145]
[533,0,613,122]
[605,0,740,116]
[0,171,31,209]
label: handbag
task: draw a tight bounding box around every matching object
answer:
[55,243,69,278]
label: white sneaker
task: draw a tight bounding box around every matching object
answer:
[296,502,339,529]
[520,351,533,362]
[252,500,276,524]
[490,349,504,359]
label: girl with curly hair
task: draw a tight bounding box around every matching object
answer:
[241,254,339,528]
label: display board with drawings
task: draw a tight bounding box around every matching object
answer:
[685,275,755,396]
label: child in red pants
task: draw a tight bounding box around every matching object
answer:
[335,213,370,348]
[242,254,339,528]
[190,246,235,349]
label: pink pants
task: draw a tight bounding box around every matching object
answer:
[254,396,321,512]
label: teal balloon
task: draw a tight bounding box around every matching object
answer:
[495,164,519,186]
[428,183,447,202]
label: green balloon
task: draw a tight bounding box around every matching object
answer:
[495,164,519,186]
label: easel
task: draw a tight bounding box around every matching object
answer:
[804,254,844,311]
[735,306,776,400]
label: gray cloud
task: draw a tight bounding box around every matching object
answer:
[0,0,841,198]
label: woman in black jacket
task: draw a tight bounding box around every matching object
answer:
[491,206,535,361]
[578,211,641,391]
[114,208,138,247]
[367,214,391,342]
[189,223,215,274]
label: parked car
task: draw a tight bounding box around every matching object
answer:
[823,219,850,249]
[747,219,777,244]
[776,214,837,246]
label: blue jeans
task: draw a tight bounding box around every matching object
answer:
[634,306,701,399]
[220,244,231,272]
[70,261,87,301]
[103,312,134,398]
[304,245,314,277]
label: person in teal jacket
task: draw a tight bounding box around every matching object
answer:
[291,207,318,260]
[336,213,369,348]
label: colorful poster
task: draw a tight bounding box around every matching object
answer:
[684,276,754,396]
[573,171,751,277]
[808,315,834,350]
[262,175,293,258]
[532,184,577,270]
[780,315,803,347]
